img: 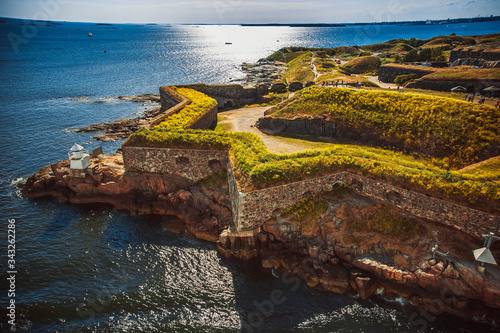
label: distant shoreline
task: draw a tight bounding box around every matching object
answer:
[1,15,499,27]
[239,16,500,27]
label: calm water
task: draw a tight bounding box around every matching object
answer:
[1,18,500,332]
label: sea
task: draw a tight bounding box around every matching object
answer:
[1,18,499,332]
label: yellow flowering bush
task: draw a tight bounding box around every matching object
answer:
[155,87,217,131]
[270,87,500,167]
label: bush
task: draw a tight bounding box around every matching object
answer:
[155,87,217,131]
[394,73,418,86]
[269,87,500,167]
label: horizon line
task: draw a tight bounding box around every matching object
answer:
[1,15,499,26]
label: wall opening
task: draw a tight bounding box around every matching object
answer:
[209,159,222,170]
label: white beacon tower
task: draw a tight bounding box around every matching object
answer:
[69,143,91,170]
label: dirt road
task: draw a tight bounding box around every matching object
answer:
[218,106,326,154]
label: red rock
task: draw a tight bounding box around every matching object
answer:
[430,261,446,275]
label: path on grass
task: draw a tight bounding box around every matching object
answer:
[218,106,325,154]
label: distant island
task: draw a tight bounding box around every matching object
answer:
[239,15,500,27]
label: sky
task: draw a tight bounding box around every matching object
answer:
[0,0,498,24]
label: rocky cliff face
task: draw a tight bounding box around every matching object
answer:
[22,154,233,242]
[217,193,500,321]
[22,155,500,323]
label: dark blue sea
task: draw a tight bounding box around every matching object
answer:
[1,18,499,332]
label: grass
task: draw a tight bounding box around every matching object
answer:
[459,157,500,181]
[421,66,500,81]
[340,56,381,75]
[281,194,329,225]
[214,115,232,132]
[282,52,315,83]
[348,207,426,239]
[126,82,500,211]
[269,87,500,168]
[196,169,228,191]
[313,57,338,73]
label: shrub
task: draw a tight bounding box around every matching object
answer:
[269,87,500,167]
[394,73,418,86]
[155,87,217,131]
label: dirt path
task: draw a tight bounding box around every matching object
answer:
[310,56,321,80]
[364,75,399,89]
[218,106,325,154]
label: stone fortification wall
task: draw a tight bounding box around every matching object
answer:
[123,147,229,182]
[189,103,218,130]
[177,83,265,108]
[227,161,242,230]
[378,64,437,84]
[406,79,500,93]
[232,172,499,238]
[122,144,499,238]
[159,86,185,112]
[152,87,191,126]
[450,49,500,63]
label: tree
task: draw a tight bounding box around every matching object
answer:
[403,49,418,62]
[391,54,403,63]
[417,48,432,62]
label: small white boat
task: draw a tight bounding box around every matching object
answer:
[88,32,93,37]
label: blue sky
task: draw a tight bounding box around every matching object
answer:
[0,0,497,24]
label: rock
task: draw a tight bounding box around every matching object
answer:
[442,264,460,279]
[322,265,350,293]
[355,276,377,300]
[262,256,282,268]
[420,261,431,271]
[428,258,437,266]
[430,261,446,275]
[394,254,410,270]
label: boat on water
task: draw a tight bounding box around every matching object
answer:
[88,32,93,37]
[225,42,232,45]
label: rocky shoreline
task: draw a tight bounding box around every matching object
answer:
[21,154,500,326]
[74,94,161,142]
[240,59,286,87]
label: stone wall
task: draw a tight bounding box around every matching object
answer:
[406,79,500,93]
[159,86,184,112]
[152,87,191,126]
[378,64,437,83]
[177,83,265,108]
[123,147,229,182]
[227,160,242,230]
[189,103,218,130]
[450,49,500,63]
[232,172,500,238]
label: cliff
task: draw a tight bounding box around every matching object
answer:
[21,154,500,323]
[22,154,232,242]
[218,193,500,321]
